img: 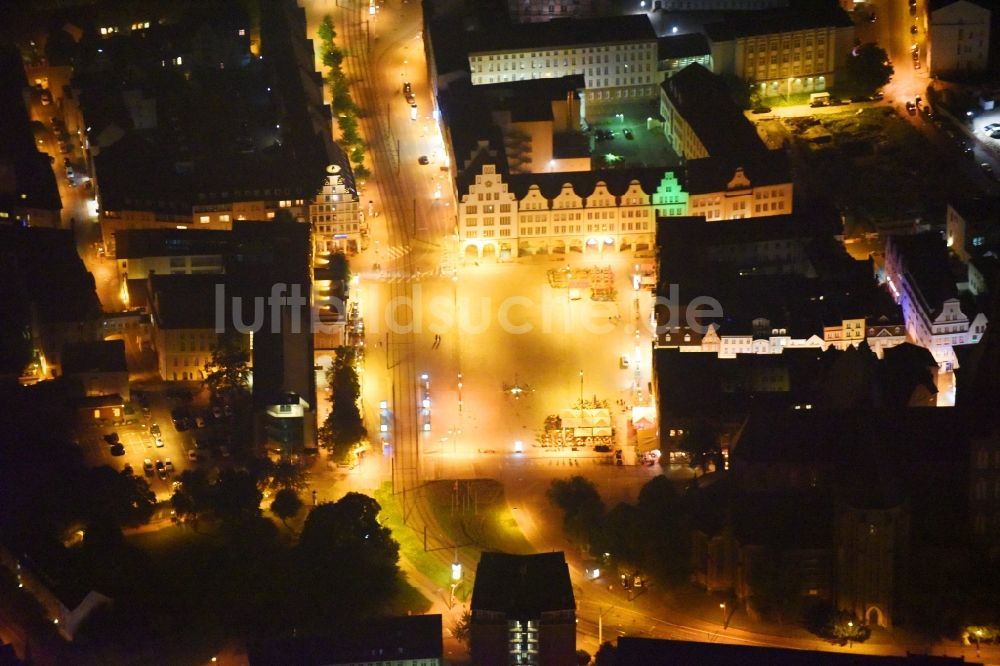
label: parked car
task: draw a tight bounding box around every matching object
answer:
[143,458,154,476]
[164,458,174,473]
[981,162,994,176]
[417,155,429,165]
[110,443,125,456]
[195,415,206,429]
[990,130,1000,140]
[150,423,161,437]
[910,24,918,34]
[211,405,223,419]
[123,463,134,476]
[623,128,634,140]
[155,459,166,479]
[983,123,1000,133]
[905,101,916,114]
[104,432,120,445]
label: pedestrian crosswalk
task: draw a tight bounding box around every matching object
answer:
[376,271,434,283]
[383,245,410,259]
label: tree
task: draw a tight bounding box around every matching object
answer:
[354,164,371,181]
[596,502,643,569]
[576,649,592,665]
[171,469,213,521]
[547,476,604,545]
[594,641,617,666]
[271,459,306,490]
[204,332,250,397]
[317,15,335,43]
[271,488,303,527]
[80,466,156,528]
[213,469,263,524]
[679,419,719,472]
[327,251,351,283]
[804,602,871,645]
[319,347,367,463]
[322,47,344,71]
[451,608,471,645]
[845,43,893,95]
[294,493,399,627]
[349,144,366,166]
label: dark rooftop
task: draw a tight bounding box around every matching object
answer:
[685,151,790,194]
[0,226,101,324]
[0,44,62,217]
[617,637,975,665]
[472,552,574,615]
[887,231,957,315]
[76,1,331,216]
[247,614,443,665]
[949,196,1000,224]
[149,274,225,330]
[115,228,232,259]
[662,63,767,159]
[440,76,585,189]
[657,32,710,60]
[468,15,656,53]
[704,0,853,41]
[928,0,990,13]
[61,340,127,375]
[506,167,679,201]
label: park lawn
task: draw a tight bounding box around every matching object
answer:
[374,483,455,594]
[386,577,433,616]
[423,479,535,556]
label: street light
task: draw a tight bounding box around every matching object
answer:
[720,602,727,628]
[579,369,584,407]
[450,549,462,608]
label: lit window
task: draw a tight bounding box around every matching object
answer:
[219,214,230,222]
[199,215,210,223]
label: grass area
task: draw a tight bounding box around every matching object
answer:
[787,107,980,219]
[423,479,535,556]
[386,577,433,616]
[373,483,456,594]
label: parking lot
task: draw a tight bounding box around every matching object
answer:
[75,385,239,501]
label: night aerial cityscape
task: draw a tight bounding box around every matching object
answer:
[2,0,1000,663]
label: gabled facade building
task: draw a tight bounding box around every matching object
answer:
[884,231,988,369]
[310,159,362,256]
[457,164,686,259]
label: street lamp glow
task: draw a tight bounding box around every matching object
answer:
[451,562,462,580]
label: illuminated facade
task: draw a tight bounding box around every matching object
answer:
[310,162,362,256]
[657,318,905,359]
[705,7,854,95]
[467,16,659,106]
[458,164,687,259]
[884,232,988,369]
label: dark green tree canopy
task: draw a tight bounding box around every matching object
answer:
[845,43,893,95]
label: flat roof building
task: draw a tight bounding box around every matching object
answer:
[471,552,576,666]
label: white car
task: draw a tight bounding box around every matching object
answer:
[164,458,174,473]
[983,123,1000,133]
